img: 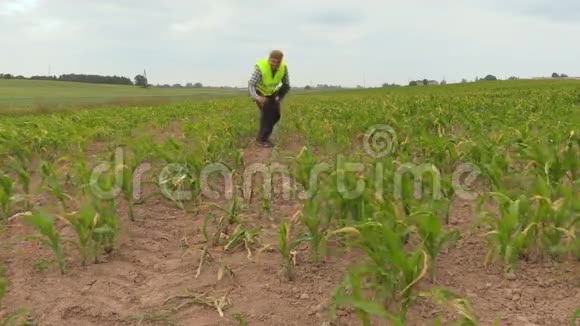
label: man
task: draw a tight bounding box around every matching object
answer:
[248,50,290,147]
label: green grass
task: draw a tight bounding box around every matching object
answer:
[0,79,246,114]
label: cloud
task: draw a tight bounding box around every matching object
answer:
[307,10,362,26]
[0,0,38,15]
[468,0,580,23]
[0,0,578,86]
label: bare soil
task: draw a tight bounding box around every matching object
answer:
[1,137,578,326]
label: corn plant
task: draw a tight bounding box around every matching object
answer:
[66,156,92,196]
[0,265,6,299]
[522,179,579,259]
[420,287,478,326]
[91,197,119,254]
[410,211,460,280]
[158,162,191,210]
[116,149,138,221]
[0,174,14,220]
[7,152,32,210]
[0,264,28,326]
[325,159,376,227]
[184,152,204,207]
[223,224,261,259]
[202,212,225,247]
[155,138,202,210]
[291,146,320,190]
[522,132,578,189]
[572,309,580,326]
[276,218,308,280]
[63,204,97,266]
[39,160,67,210]
[298,195,326,265]
[258,181,272,220]
[23,209,66,274]
[332,216,428,324]
[479,180,579,271]
[62,201,118,265]
[478,192,532,272]
[208,194,243,226]
[231,313,249,326]
[332,266,403,326]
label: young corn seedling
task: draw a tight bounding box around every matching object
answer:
[291,146,320,190]
[277,217,308,281]
[6,152,32,210]
[63,204,98,266]
[231,313,249,326]
[0,265,6,303]
[23,209,66,274]
[332,266,403,326]
[298,195,326,265]
[419,287,479,326]
[0,264,29,326]
[62,201,117,265]
[185,153,204,208]
[0,173,14,220]
[40,160,68,210]
[326,160,376,227]
[202,212,225,247]
[163,288,234,318]
[478,192,531,272]
[523,132,578,189]
[523,181,579,260]
[223,224,261,259]
[259,183,272,220]
[572,309,580,326]
[158,162,192,210]
[208,194,243,226]
[117,150,138,221]
[91,197,119,254]
[332,216,428,324]
[65,155,91,195]
[410,211,460,280]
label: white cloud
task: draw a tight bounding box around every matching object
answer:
[0,0,579,86]
[0,0,38,15]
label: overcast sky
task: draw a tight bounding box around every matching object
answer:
[1,0,579,87]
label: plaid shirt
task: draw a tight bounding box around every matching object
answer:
[248,65,290,100]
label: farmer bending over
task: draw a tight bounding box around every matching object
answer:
[248,50,291,147]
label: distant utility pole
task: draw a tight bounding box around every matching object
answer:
[48,65,51,76]
[363,73,366,88]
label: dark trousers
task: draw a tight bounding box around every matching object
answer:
[256,97,281,142]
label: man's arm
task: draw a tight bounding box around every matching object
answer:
[248,66,261,100]
[277,67,290,100]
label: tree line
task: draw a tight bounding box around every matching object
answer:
[0,73,133,85]
[0,72,208,89]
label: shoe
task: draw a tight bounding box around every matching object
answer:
[256,140,273,148]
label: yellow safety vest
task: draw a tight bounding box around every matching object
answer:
[254,58,286,96]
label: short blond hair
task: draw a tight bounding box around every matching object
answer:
[269,50,284,60]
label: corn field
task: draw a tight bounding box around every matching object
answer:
[0,80,578,325]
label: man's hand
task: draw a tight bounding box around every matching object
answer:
[256,96,266,108]
[275,96,281,102]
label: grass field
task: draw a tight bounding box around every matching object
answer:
[0,79,578,325]
[0,79,246,114]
